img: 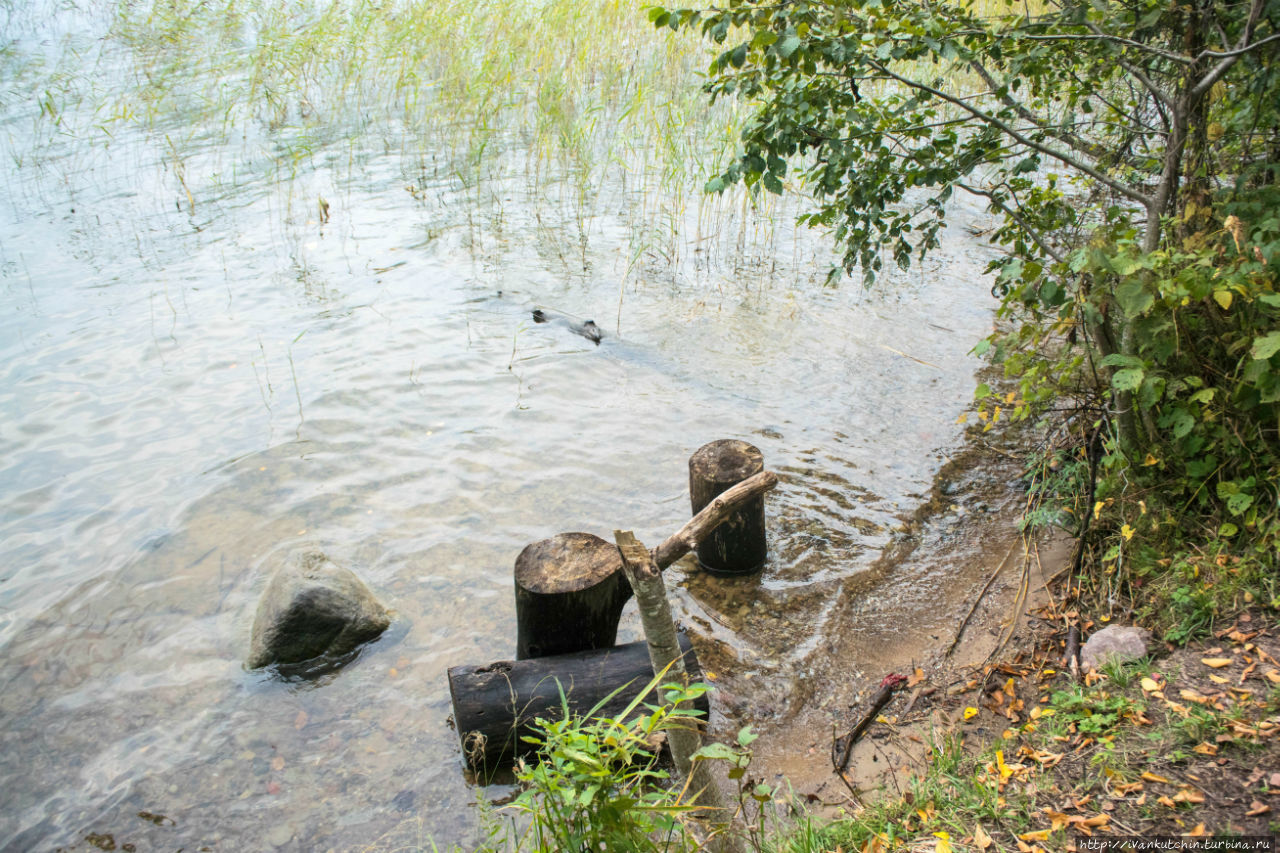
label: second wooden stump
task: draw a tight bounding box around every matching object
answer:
[689,439,768,576]
[514,532,631,660]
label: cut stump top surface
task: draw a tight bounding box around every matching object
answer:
[515,532,623,594]
[689,439,764,486]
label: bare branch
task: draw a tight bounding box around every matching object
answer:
[1012,31,1192,65]
[651,471,778,570]
[957,182,1066,264]
[866,59,1155,208]
[968,60,1107,159]
[1187,31,1280,68]
[1193,0,1275,101]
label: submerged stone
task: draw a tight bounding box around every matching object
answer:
[1080,624,1151,670]
[247,549,391,670]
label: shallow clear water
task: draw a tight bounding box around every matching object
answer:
[0,2,999,850]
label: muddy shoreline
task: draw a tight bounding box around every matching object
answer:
[712,413,1068,805]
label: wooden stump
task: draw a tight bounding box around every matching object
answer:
[689,440,768,575]
[448,634,708,773]
[514,532,631,660]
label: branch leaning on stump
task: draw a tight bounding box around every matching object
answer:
[651,470,778,571]
[615,529,743,853]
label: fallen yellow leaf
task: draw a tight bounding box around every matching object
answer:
[1141,772,1171,784]
[973,824,993,850]
[964,707,979,720]
[1173,787,1206,804]
[1201,657,1233,668]
[1187,824,1207,837]
[1246,801,1271,817]
[1019,830,1051,842]
[1140,677,1162,693]
[996,750,1013,782]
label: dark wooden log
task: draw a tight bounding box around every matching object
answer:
[652,470,778,571]
[688,439,768,575]
[512,473,779,661]
[514,532,630,660]
[448,634,709,773]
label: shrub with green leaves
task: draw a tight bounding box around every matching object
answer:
[646,0,1280,608]
[481,675,745,853]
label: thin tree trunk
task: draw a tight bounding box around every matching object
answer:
[614,530,744,853]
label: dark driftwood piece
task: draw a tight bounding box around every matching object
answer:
[514,532,629,660]
[688,440,768,575]
[448,635,708,773]
[513,472,779,661]
[832,673,908,774]
[1065,625,1082,680]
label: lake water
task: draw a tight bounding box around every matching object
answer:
[0,2,999,849]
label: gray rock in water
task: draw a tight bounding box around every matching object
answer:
[247,549,391,669]
[1081,624,1151,670]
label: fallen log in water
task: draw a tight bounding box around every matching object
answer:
[448,633,708,773]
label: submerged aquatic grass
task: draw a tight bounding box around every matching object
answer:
[0,0,827,293]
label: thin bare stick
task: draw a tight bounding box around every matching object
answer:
[615,530,743,853]
[945,541,1018,659]
[832,674,908,774]
[651,470,779,570]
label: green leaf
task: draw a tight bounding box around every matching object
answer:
[1250,332,1280,360]
[1112,368,1144,392]
[1110,254,1144,276]
[1164,408,1195,439]
[692,742,738,762]
[1226,492,1254,515]
[776,35,801,58]
[1114,280,1153,317]
[1101,353,1143,370]
[751,29,778,48]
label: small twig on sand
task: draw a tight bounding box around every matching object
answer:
[832,674,909,775]
[986,537,1033,665]
[945,541,1019,659]
[1065,624,1082,680]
